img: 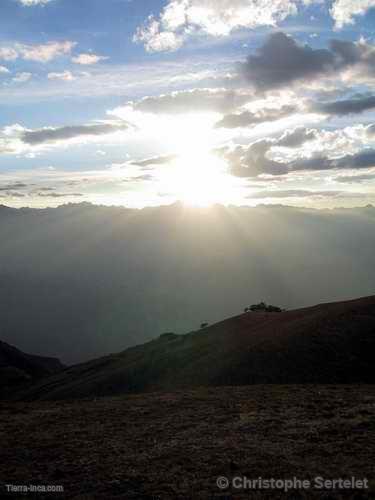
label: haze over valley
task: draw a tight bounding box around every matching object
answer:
[1,202,375,363]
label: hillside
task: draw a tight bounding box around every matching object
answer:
[1,203,375,364]
[1,386,374,499]
[0,340,64,396]
[18,295,375,400]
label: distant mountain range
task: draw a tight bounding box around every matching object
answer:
[1,202,375,364]
[13,295,375,400]
[0,340,64,397]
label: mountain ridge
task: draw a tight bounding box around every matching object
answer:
[1,202,375,364]
[0,340,64,397]
[13,295,375,401]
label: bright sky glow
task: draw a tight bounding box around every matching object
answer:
[1,0,375,208]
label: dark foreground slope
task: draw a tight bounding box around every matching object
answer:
[1,386,374,499]
[19,296,375,400]
[0,341,64,396]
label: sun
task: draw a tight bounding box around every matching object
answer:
[135,111,239,206]
[160,151,235,207]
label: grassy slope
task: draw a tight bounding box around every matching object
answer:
[0,341,64,396]
[1,386,374,499]
[17,295,375,401]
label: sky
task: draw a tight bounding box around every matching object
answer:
[1,0,375,208]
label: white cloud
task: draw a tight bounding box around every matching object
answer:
[134,16,184,52]
[17,0,53,5]
[330,0,375,28]
[12,72,32,83]
[72,53,108,65]
[48,70,76,81]
[122,88,254,115]
[0,41,76,63]
[0,66,10,74]
[134,0,375,50]
[18,41,76,62]
[0,47,19,61]
[134,0,300,52]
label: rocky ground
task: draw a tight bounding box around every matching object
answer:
[0,385,374,499]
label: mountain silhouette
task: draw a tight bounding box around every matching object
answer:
[0,340,64,397]
[17,295,375,400]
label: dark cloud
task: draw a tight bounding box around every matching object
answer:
[0,182,28,191]
[222,133,375,178]
[1,191,26,198]
[240,33,336,90]
[335,150,375,169]
[277,127,317,148]
[290,149,375,173]
[249,189,348,199]
[240,32,374,90]
[329,39,365,65]
[289,156,333,172]
[133,89,252,115]
[335,172,375,183]
[314,95,375,116]
[130,154,177,167]
[22,122,130,146]
[122,174,155,183]
[219,140,289,178]
[215,104,297,129]
[218,127,320,177]
[36,192,83,198]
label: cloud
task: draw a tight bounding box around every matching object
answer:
[36,192,83,198]
[1,191,27,198]
[134,17,184,52]
[239,32,375,90]
[134,1,375,51]
[290,149,375,173]
[0,182,28,191]
[21,122,131,146]
[217,126,321,177]
[215,104,297,128]
[0,41,76,63]
[134,0,299,52]
[220,139,290,177]
[17,0,53,5]
[220,126,375,177]
[35,187,56,192]
[0,48,19,61]
[72,53,108,65]
[48,71,76,81]
[335,172,375,183]
[12,72,32,83]
[0,119,134,156]
[249,189,348,199]
[314,94,375,116]
[0,66,10,74]
[20,41,76,62]
[330,0,375,29]
[240,33,334,90]
[277,127,318,148]
[130,154,177,167]
[123,174,155,182]
[334,149,375,169]
[130,88,253,115]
